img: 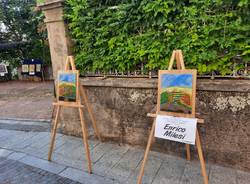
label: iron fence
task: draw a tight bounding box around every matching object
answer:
[80,62,250,79]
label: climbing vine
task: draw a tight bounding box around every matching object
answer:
[65,0,250,75]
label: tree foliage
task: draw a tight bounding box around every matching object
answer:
[65,0,250,75]
[0,0,50,68]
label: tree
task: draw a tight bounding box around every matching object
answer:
[0,0,50,69]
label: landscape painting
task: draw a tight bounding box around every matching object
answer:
[58,72,77,102]
[160,73,193,114]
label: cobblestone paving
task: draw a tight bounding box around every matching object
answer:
[0,157,81,184]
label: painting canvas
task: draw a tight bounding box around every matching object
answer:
[158,70,196,115]
[29,64,35,75]
[22,64,29,73]
[36,64,41,72]
[58,71,78,102]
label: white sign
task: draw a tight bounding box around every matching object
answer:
[0,64,7,76]
[155,115,197,145]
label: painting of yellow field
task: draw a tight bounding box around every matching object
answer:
[58,72,77,102]
[160,73,193,114]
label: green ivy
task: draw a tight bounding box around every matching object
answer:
[36,0,46,4]
[65,0,250,75]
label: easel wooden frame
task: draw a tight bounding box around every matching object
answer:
[137,50,208,184]
[48,56,102,174]
[66,56,102,141]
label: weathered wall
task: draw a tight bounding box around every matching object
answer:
[60,78,250,171]
[197,91,249,170]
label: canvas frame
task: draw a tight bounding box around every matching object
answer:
[137,50,208,184]
[157,69,197,118]
[57,70,79,104]
[48,56,97,174]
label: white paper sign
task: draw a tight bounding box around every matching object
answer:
[155,115,197,145]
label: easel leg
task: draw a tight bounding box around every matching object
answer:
[137,120,156,184]
[185,144,191,161]
[79,107,92,174]
[51,103,56,120]
[80,86,102,141]
[48,105,61,161]
[196,130,208,184]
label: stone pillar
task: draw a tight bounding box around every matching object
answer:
[37,0,71,79]
[37,1,83,136]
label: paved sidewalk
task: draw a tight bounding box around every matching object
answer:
[0,119,249,184]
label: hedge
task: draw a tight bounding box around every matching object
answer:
[65,0,250,75]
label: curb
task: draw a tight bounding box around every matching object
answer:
[0,117,52,123]
[0,147,117,184]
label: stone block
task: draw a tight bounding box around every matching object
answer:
[209,165,237,184]
[7,152,26,161]
[59,167,115,184]
[19,155,66,174]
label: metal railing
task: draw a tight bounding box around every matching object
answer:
[80,63,250,79]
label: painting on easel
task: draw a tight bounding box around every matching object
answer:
[58,71,78,102]
[158,70,196,116]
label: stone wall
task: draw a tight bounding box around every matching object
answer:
[60,78,250,171]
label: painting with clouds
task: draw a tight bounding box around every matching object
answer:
[160,73,193,114]
[58,72,77,102]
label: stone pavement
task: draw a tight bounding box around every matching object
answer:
[0,119,249,184]
[0,157,81,184]
[0,81,54,121]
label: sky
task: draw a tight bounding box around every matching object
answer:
[161,74,193,88]
[59,73,76,83]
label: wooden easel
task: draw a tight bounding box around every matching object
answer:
[63,56,102,142]
[48,56,101,174]
[137,50,208,184]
